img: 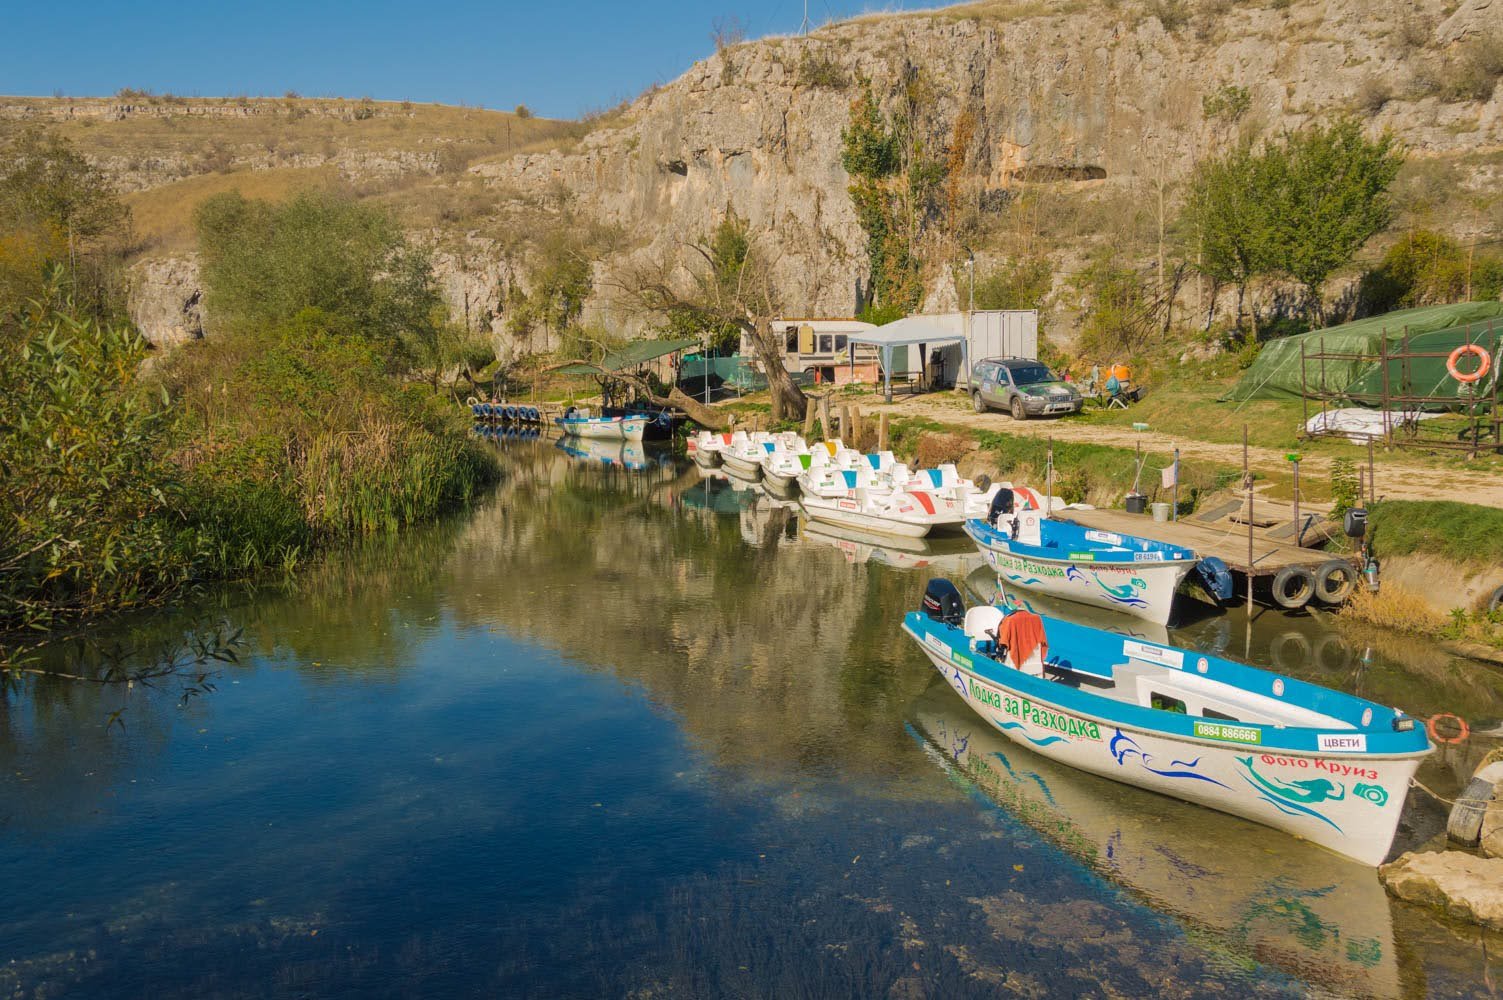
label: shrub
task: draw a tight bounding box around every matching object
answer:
[913,432,971,469]
[797,51,849,89]
[514,104,533,119]
[195,189,442,357]
[1358,229,1503,312]
[1329,458,1361,516]
[1355,76,1394,114]
[1441,33,1503,102]
[0,305,205,631]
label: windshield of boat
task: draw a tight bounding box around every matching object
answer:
[1006,364,1056,386]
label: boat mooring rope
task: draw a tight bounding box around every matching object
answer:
[1410,777,1459,807]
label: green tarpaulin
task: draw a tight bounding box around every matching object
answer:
[1222,302,1503,406]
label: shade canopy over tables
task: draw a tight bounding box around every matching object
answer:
[551,337,700,377]
[848,317,969,403]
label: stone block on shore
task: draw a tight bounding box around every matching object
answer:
[1380,851,1503,930]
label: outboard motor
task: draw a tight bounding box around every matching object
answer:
[922,578,965,626]
[1194,556,1235,604]
[987,487,1016,527]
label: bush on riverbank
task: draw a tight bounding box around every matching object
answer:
[165,308,494,568]
[0,304,203,632]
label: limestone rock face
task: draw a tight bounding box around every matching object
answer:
[1481,800,1503,860]
[475,0,1503,328]
[128,256,204,347]
[1380,851,1503,929]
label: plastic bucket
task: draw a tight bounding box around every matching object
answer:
[1151,501,1171,522]
[1125,493,1148,514]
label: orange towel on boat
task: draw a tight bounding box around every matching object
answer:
[998,609,1047,669]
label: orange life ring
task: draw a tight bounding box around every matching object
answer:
[1426,712,1470,745]
[1447,344,1491,384]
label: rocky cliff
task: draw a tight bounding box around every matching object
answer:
[10,0,1500,350]
[473,0,1502,329]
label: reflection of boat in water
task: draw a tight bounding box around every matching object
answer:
[908,681,1402,998]
[681,472,761,514]
[905,581,1431,866]
[555,435,659,471]
[802,520,983,574]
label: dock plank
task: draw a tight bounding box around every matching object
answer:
[1057,507,1344,578]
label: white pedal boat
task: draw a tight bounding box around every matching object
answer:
[799,487,968,538]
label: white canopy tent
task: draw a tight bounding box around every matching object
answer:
[847,316,969,403]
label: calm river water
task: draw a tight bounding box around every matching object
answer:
[3,434,1502,998]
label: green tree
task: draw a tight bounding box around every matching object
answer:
[195,189,441,355]
[841,84,928,320]
[0,128,130,326]
[1180,140,1278,336]
[1359,230,1503,312]
[969,256,1053,311]
[506,231,594,344]
[1267,119,1403,323]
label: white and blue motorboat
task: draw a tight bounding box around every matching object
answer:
[555,409,647,442]
[904,579,1432,866]
[965,511,1198,626]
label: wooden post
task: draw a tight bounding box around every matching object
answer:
[1368,438,1376,505]
[851,406,864,450]
[879,412,889,452]
[840,405,852,444]
[820,395,832,444]
[1244,424,1254,622]
[803,396,816,440]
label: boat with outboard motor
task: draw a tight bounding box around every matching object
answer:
[555,408,647,442]
[904,579,1431,866]
[965,506,1202,626]
[908,682,1403,994]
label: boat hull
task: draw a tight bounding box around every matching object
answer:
[967,521,1192,626]
[906,623,1423,866]
[558,417,648,442]
[800,492,966,538]
[763,467,799,491]
[908,685,1401,996]
[720,452,765,479]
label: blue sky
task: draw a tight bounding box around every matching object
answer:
[2,0,937,119]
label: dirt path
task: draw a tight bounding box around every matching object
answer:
[852,394,1503,507]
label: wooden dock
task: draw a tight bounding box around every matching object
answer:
[1056,504,1349,580]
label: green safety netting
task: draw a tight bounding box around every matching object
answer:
[1222,302,1503,407]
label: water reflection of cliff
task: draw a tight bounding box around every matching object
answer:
[443,445,944,793]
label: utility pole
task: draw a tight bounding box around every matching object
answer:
[800,0,810,34]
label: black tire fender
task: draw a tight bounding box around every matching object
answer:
[1314,559,1357,605]
[1271,566,1316,610]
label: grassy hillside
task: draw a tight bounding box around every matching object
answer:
[1,96,582,257]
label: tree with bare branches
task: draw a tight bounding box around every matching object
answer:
[608,210,808,424]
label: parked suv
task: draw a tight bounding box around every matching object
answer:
[970,358,1083,420]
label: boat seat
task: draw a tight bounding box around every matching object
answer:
[963,606,1006,655]
[1012,647,1045,678]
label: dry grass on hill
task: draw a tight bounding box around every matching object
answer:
[125,166,340,254]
